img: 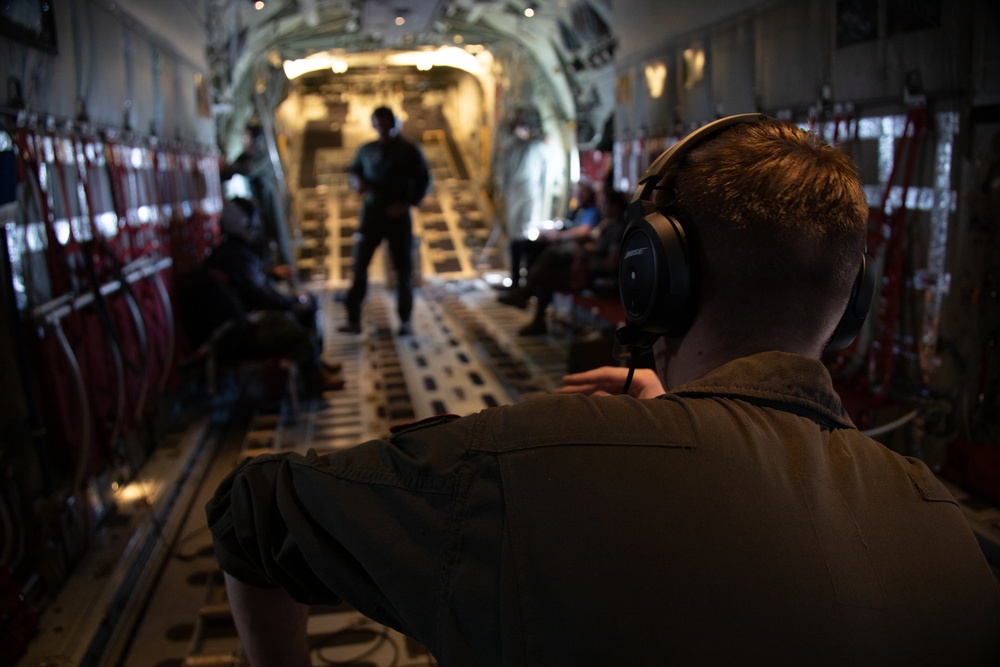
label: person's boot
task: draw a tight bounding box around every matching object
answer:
[321,358,343,373]
[319,370,346,391]
[518,318,548,336]
[303,369,345,397]
[498,287,530,309]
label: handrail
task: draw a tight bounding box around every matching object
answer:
[51,320,92,494]
[31,256,172,325]
[151,270,176,395]
[120,283,151,424]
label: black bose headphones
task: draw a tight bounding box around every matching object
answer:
[615,113,876,355]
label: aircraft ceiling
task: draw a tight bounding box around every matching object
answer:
[216,0,612,60]
[210,0,616,143]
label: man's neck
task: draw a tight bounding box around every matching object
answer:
[660,321,824,390]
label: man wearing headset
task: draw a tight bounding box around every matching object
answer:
[207,117,999,666]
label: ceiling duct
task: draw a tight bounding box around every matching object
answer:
[359,0,449,45]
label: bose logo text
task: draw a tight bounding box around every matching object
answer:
[624,248,647,259]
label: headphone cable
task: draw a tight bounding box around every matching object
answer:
[621,358,636,395]
[613,325,641,396]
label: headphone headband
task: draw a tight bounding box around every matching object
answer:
[632,113,770,207]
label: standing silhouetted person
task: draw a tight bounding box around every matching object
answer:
[338,107,431,336]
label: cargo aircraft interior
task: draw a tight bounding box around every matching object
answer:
[1,0,999,665]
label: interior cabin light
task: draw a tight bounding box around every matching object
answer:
[284,46,490,82]
[682,46,706,90]
[284,53,347,79]
[645,61,667,99]
[415,54,434,71]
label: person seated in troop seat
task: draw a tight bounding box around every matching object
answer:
[500,189,629,336]
[203,198,344,395]
[206,116,1000,666]
[508,181,601,284]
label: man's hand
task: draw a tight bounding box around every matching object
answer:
[270,264,294,281]
[555,366,665,398]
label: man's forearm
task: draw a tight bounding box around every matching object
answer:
[224,572,311,667]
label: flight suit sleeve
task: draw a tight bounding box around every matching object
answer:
[347,146,363,179]
[205,412,489,642]
[408,145,432,206]
[347,146,369,195]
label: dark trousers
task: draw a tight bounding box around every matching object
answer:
[344,225,414,324]
[524,244,575,324]
[245,311,317,370]
[510,238,550,282]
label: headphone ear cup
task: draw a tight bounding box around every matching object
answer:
[826,254,877,351]
[618,202,696,338]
